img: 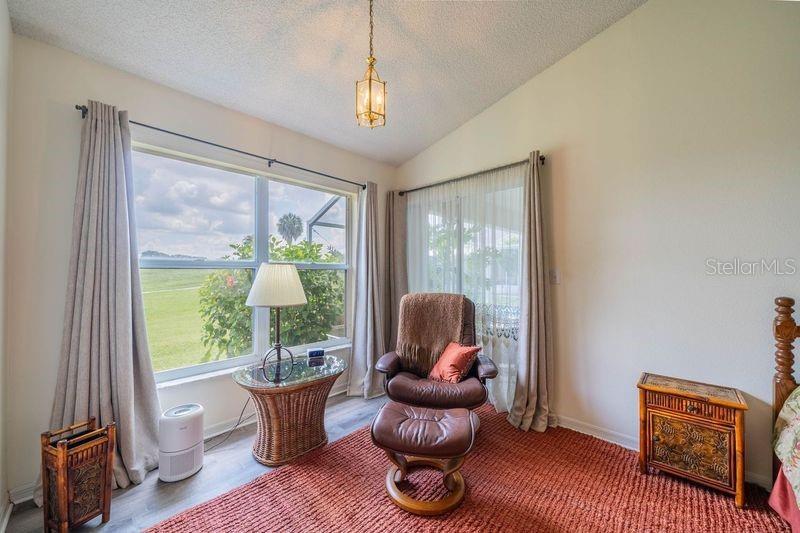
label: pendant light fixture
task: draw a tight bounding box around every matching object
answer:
[355,0,386,128]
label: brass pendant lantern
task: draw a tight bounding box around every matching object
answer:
[356,0,386,128]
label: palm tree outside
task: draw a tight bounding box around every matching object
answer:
[277,213,303,244]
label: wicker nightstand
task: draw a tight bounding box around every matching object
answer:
[637,373,748,508]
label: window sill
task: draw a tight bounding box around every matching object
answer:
[156,342,353,390]
[156,364,242,390]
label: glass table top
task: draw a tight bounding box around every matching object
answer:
[232,355,347,389]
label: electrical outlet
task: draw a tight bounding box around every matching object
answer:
[549,269,561,285]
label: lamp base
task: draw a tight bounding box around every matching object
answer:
[261,343,295,383]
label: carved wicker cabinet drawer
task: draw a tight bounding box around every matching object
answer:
[637,373,748,508]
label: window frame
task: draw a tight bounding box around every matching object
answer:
[133,145,354,383]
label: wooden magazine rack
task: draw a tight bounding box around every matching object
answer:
[41,418,115,532]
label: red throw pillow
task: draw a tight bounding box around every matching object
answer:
[428,342,481,383]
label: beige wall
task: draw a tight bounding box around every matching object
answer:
[5,0,799,500]
[0,0,9,517]
[5,35,395,495]
[398,0,800,487]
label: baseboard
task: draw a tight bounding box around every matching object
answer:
[0,500,12,533]
[746,470,773,491]
[8,481,35,505]
[554,413,771,490]
[555,414,639,451]
[203,412,257,441]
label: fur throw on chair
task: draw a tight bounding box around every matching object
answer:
[395,293,477,376]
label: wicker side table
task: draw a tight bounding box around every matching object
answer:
[233,355,346,466]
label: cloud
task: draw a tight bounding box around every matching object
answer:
[216,213,253,235]
[132,152,255,259]
[132,150,349,260]
[169,180,198,199]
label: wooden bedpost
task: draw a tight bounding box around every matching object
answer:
[774,297,800,479]
[775,297,799,416]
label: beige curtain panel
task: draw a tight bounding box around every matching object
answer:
[384,190,408,350]
[507,150,554,432]
[49,100,161,488]
[347,181,387,398]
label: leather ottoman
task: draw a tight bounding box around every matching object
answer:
[370,401,477,515]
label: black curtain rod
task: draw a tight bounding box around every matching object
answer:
[399,156,545,196]
[75,104,366,190]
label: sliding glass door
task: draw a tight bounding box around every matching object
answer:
[406,162,527,411]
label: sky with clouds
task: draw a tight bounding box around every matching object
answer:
[132,151,347,261]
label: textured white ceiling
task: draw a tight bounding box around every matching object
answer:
[8,0,645,165]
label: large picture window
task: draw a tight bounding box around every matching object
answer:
[132,148,350,380]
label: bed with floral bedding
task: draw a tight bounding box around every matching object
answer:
[774,387,800,526]
[771,297,800,531]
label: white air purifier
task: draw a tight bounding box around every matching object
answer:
[158,403,204,482]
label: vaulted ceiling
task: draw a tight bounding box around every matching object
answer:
[8,0,645,165]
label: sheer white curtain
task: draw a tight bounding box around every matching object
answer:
[406,162,526,412]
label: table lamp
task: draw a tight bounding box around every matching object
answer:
[246,263,307,383]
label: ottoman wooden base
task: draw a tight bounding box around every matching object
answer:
[385,454,465,516]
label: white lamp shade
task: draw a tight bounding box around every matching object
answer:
[246,263,307,308]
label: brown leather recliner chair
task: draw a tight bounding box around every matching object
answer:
[376,293,498,409]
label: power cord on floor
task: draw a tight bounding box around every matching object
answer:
[204,397,254,453]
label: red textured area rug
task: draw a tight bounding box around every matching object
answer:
[148,405,786,532]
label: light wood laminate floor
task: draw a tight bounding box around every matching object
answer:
[8,394,386,533]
